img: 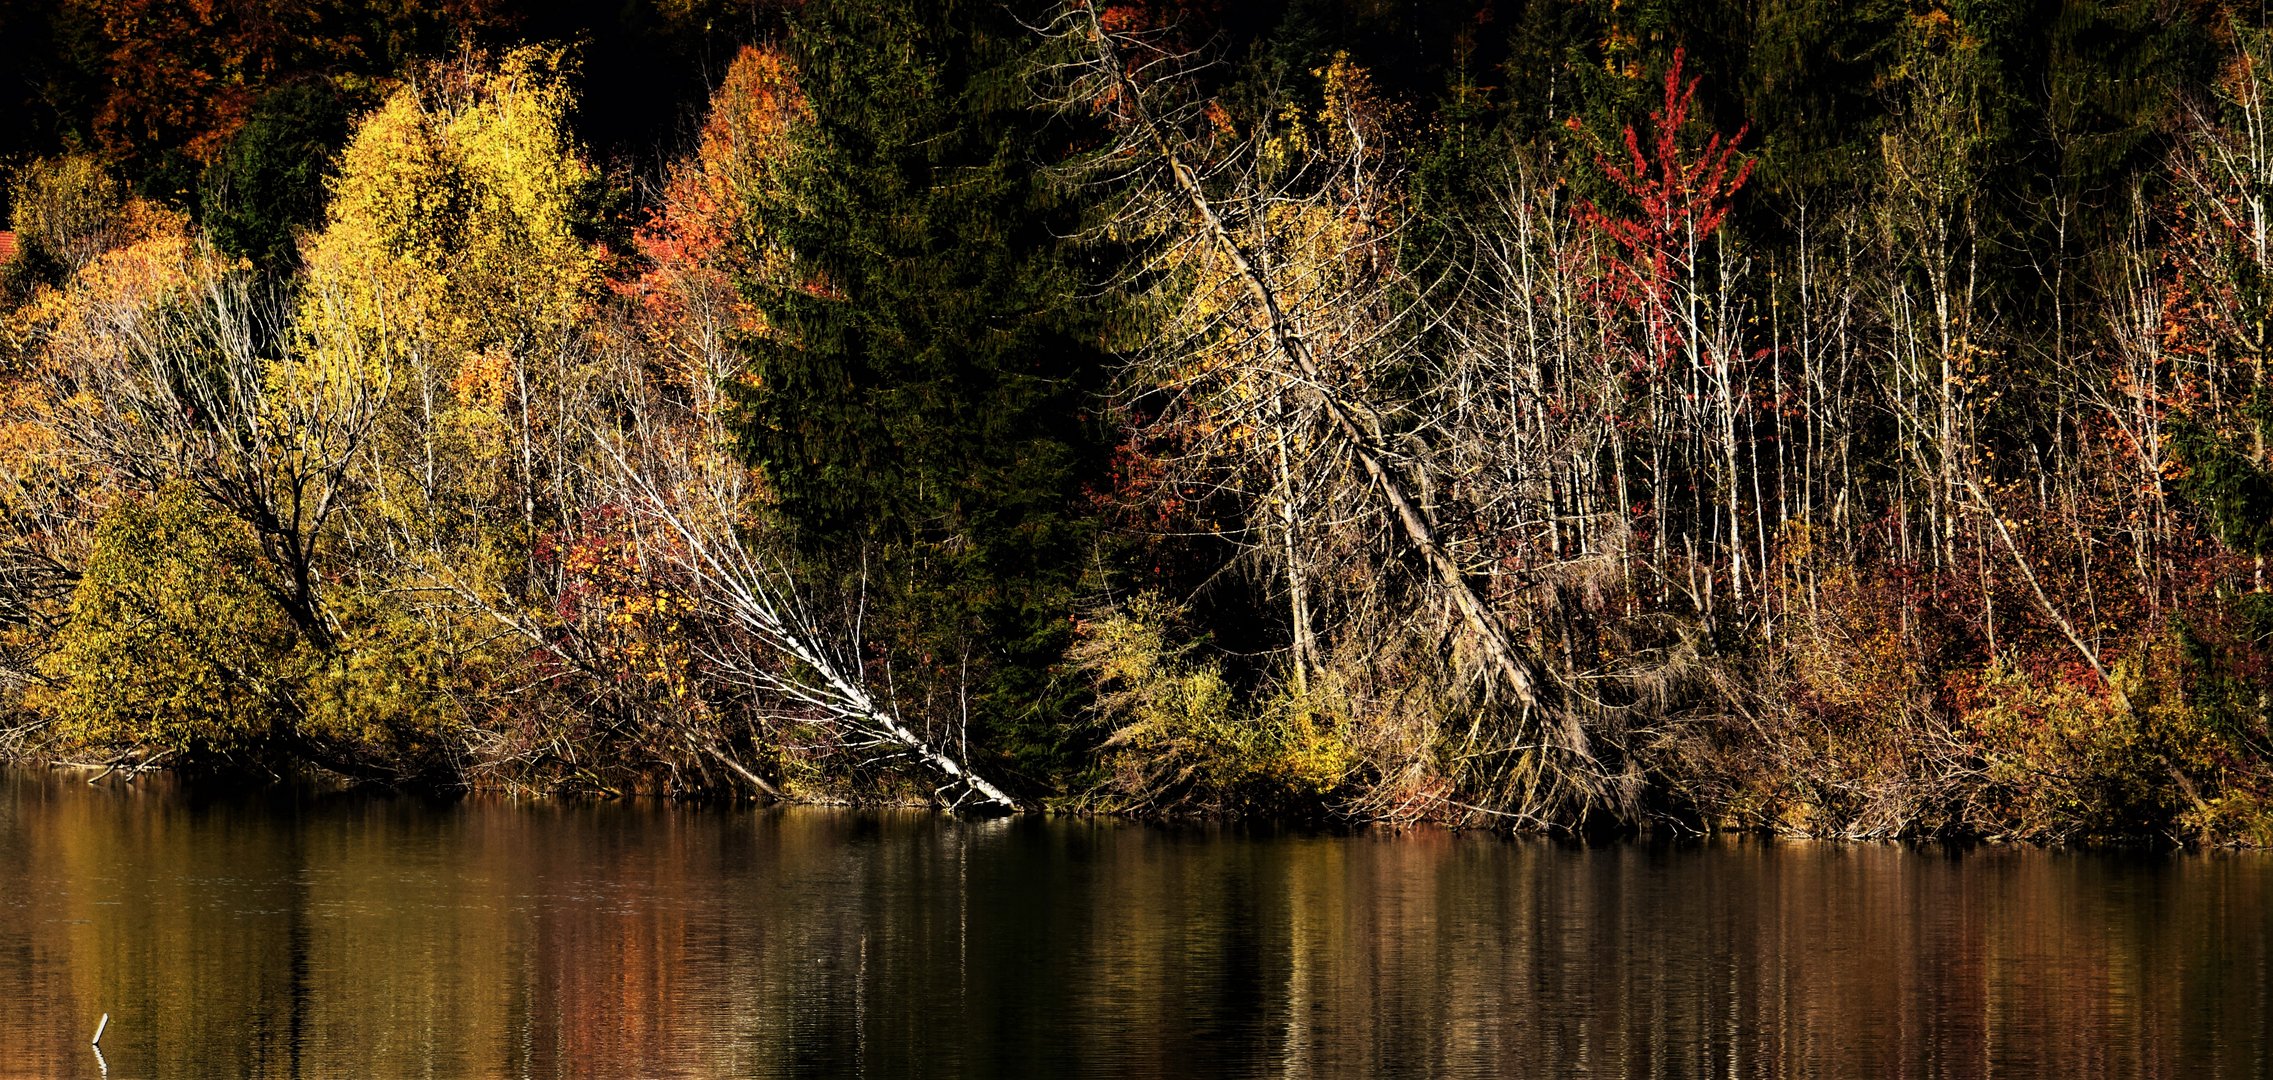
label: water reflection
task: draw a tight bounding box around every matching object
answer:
[2,770,2268,1078]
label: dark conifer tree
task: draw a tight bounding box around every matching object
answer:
[731,0,1116,786]
[200,83,355,273]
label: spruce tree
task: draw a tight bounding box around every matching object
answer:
[200,82,355,274]
[731,0,1115,786]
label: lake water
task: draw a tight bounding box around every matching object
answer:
[2,769,2270,1078]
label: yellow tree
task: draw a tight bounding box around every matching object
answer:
[298,46,603,600]
[0,186,195,712]
[2,184,447,774]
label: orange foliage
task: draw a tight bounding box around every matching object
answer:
[544,509,703,705]
[66,0,519,170]
[619,43,804,365]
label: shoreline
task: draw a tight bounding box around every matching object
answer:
[15,757,2266,851]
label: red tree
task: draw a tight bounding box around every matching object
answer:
[1572,47,1754,369]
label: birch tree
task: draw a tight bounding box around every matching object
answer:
[1040,2,1624,822]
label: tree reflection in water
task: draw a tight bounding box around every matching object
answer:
[1,770,2267,1078]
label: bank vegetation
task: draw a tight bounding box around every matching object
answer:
[2,0,2271,844]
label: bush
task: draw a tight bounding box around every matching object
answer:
[1071,592,1353,815]
[30,486,460,777]
[6,155,126,282]
[1961,624,2273,845]
[33,486,303,757]
[1961,660,2172,841]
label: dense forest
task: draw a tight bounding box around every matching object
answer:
[2,0,2271,843]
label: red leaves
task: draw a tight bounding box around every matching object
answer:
[1096,0,1221,39]
[1572,47,1754,368]
[73,0,521,170]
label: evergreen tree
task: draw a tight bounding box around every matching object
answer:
[732,0,1117,786]
[200,82,355,273]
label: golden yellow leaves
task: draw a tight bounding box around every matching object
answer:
[1073,592,1356,812]
[31,486,296,751]
[13,203,197,367]
[300,45,601,387]
[1313,53,1400,166]
[287,45,609,582]
[1253,52,1401,184]
[449,345,515,412]
[1904,8,1974,52]
[0,196,201,528]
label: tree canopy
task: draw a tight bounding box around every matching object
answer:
[2,0,2272,843]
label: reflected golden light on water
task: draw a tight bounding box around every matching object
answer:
[2,772,2268,1078]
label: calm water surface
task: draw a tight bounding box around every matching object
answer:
[2,769,2270,1078]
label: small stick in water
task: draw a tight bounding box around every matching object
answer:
[92,1013,108,1045]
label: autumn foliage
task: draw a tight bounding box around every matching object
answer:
[0,1,2269,842]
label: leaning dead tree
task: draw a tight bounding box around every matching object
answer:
[597,348,1019,813]
[1038,2,1614,819]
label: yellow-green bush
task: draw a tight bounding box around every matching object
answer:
[1072,593,1353,815]
[296,586,463,768]
[30,487,459,775]
[1963,660,2168,841]
[34,487,304,754]
[1962,635,2273,844]
[6,155,126,279]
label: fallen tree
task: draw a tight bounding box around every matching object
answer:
[1035,2,1618,821]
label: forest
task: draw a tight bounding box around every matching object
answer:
[1,0,2271,843]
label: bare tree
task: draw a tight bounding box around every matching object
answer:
[1036,2,1624,821]
[40,256,388,646]
[592,312,1020,812]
